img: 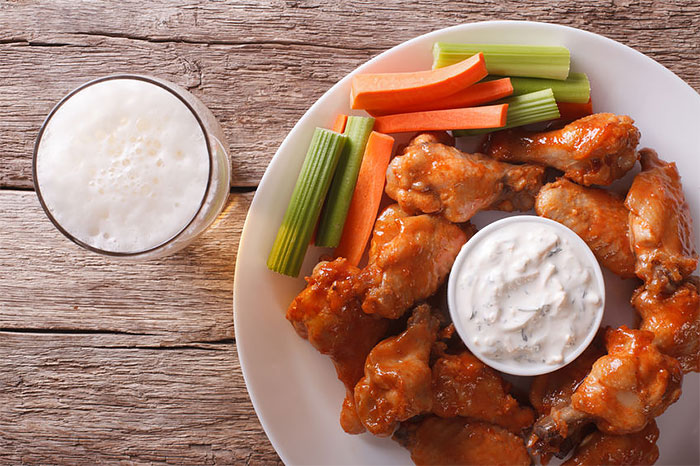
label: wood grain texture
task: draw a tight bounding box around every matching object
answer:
[1,1,699,464]
[0,332,280,465]
[0,190,250,342]
[0,0,698,188]
[0,190,283,464]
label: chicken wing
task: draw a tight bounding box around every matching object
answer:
[530,342,661,466]
[528,337,605,459]
[535,178,636,278]
[531,326,682,449]
[286,258,390,434]
[562,420,659,466]
[354,305,439,436]
[568,326,681,433]
[385,133,545,223]
[530,335,605,417]
[625,149,698,294]
[431,351,534,433]
[486,113,640,186]
[393,416,531,466]
[632,276,700,373]
[358,204,473,319]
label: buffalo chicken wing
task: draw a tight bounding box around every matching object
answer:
[562,420,660,466]
[358,204,472,319]
[486,113,640,186]
[354,305,440,436]
[286,258,390,433]
[385,133,545,223]
[431,350,534,433]
[632,276,700,373]
[394,416,531,466]
[535,178,636,278]
[531,326,682,451]
[625,149,698,294]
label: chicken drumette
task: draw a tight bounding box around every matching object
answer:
[486,113,640,186]
[530,326,682,452]
[354,305,439,436]
[625,149,700,373]
[286,258,390,434]
[625,149,698,294]
[528,337,605,459]
[535,178,636,278]
[431,350,534,433]
[562,420,660,466]
[530,335,605,419]
[358,204,473,319]
[385,133,545,223]
[632,276,700,373]
[529,336,661,464]
[393,416,531,466]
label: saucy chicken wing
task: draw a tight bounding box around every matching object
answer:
[535,178,636,278]
[286,258,390,434]
[562,420,660,466]
[531,326,682,450]
[528,338,605,459]
[385,133,545,223]
[431,351,534,433]
[632,276,700,373]
[529,335,662,464]
[358,204,473,319]
[486,113,640,186]
[529,336,605,419]
[625,149,698,294]
[394,416,531,466]
[354,305,439,437]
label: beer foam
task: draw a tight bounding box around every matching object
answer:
[36,78,209,253]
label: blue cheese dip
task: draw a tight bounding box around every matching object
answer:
[448,216,605,376]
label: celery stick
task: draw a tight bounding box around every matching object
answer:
[433,43,570,80]
[453,89,560,137]
[316,116,375,248]
[267,128,347,277]
[508,73,590,103]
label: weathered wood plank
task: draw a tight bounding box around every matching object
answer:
[0,332,281,465]
[0,39,369,189]
[0,190,251,343]
[0,0,698,189]
[1,0,698,58]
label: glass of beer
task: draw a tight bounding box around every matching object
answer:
[33,75,230,259]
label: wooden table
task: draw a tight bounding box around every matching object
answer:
[1,1,698,463]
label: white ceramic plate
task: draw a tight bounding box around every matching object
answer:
[234,21,700,465]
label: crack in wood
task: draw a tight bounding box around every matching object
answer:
[0,185,34,192]
[0,328,154,336]
[197,338,236,345]
[1,28,385,52]
[229,186,257,194]
[0,34,383,53]
[97,342,234,351]
[0,39,74,47]
[1,184,258,193]
[74,30,385,53]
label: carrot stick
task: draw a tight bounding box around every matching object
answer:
[366,78,513,117]
[373,104,508,134]
[351,53,487,111]
[331,114,348,133]
[557,99,593,121]
[334,131,394,266]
